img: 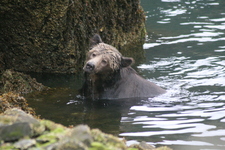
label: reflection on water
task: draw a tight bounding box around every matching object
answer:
[27,0,225,150]
[120,0,225,149]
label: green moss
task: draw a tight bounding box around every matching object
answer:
[91,129,127,150]
[38,127,66,139]
[35,138,57,149]
[0,109,173,150]
[37,120,67,143]
[89,142,110,150]
[127,148,139,150]
[156,146,173,150]
[40,119,66,131]
[0,143,17,150]
[0,123,32,141]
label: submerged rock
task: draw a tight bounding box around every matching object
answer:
[0,108,172,150]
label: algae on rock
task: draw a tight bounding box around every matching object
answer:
[0,92,35,115]
[1,69,49,94]
[0,108,45,142]
[0,108,172,150]
[0,70,48,115]
[0,0,146,73]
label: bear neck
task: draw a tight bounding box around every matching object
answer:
[84,67,137,99]
[89,70,120,88]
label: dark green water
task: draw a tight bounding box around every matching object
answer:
[27,0,225,149]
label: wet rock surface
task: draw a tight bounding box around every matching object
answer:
[0,108,172,150]
[0,108,44,142]
[0,92,35,115]
[0,0,146,73]
[1,69,49,94]
[0,69,48,116]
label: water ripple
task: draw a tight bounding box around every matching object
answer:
[158,140,214,146]
[144,36,225,49]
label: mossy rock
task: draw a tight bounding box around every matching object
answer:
[1,69,49,94]
[91,129,127,150]
[0,108,172,150]
[0,0,146,73]
[0,92,35,115]
[0,108,45,141]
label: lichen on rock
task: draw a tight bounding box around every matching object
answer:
[1,69,49,94]
[0,0,146,73]
[0,108,172,150]
[0,108,45,142]
[0,92,35,115]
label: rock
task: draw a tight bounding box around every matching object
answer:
[91,128,127,150]
[0,122,32,141]
[139,141,155,150]
[0,0,146,73]
[129,141,155,150]
[14,139,36,149]
[0,108,172,150]
[0,108,45,141]
[62,125,93,146]
[40,119,66,131]
[1,69,49,94]
[129,142,173,150]
[0,92,35,115]
[156,147,173,150]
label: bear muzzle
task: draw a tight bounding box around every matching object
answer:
[83,62,95,73]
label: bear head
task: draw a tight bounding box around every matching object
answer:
[83,34,134,74]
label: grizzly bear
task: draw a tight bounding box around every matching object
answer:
[81,34,166,99]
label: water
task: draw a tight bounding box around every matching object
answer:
[26,0,225,149]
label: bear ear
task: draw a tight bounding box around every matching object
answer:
[121,57,134,68]
[89,34,103,48]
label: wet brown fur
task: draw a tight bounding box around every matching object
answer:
[81,34,166,99]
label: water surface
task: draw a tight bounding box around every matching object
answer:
[27,0,225,149]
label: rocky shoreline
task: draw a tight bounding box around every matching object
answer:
[0,1,172,149]
[0,108,171,150]
[0,71,172,150]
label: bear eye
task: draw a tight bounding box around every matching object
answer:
[91,53,96,58]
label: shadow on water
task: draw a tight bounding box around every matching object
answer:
[26,82,150,135]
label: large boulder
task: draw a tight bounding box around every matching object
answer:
[0,108,44,142]
[0,0,146,73]
[0,69,48,94]
[0,108,172,150]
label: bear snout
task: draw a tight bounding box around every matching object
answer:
[84,62,95,73]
